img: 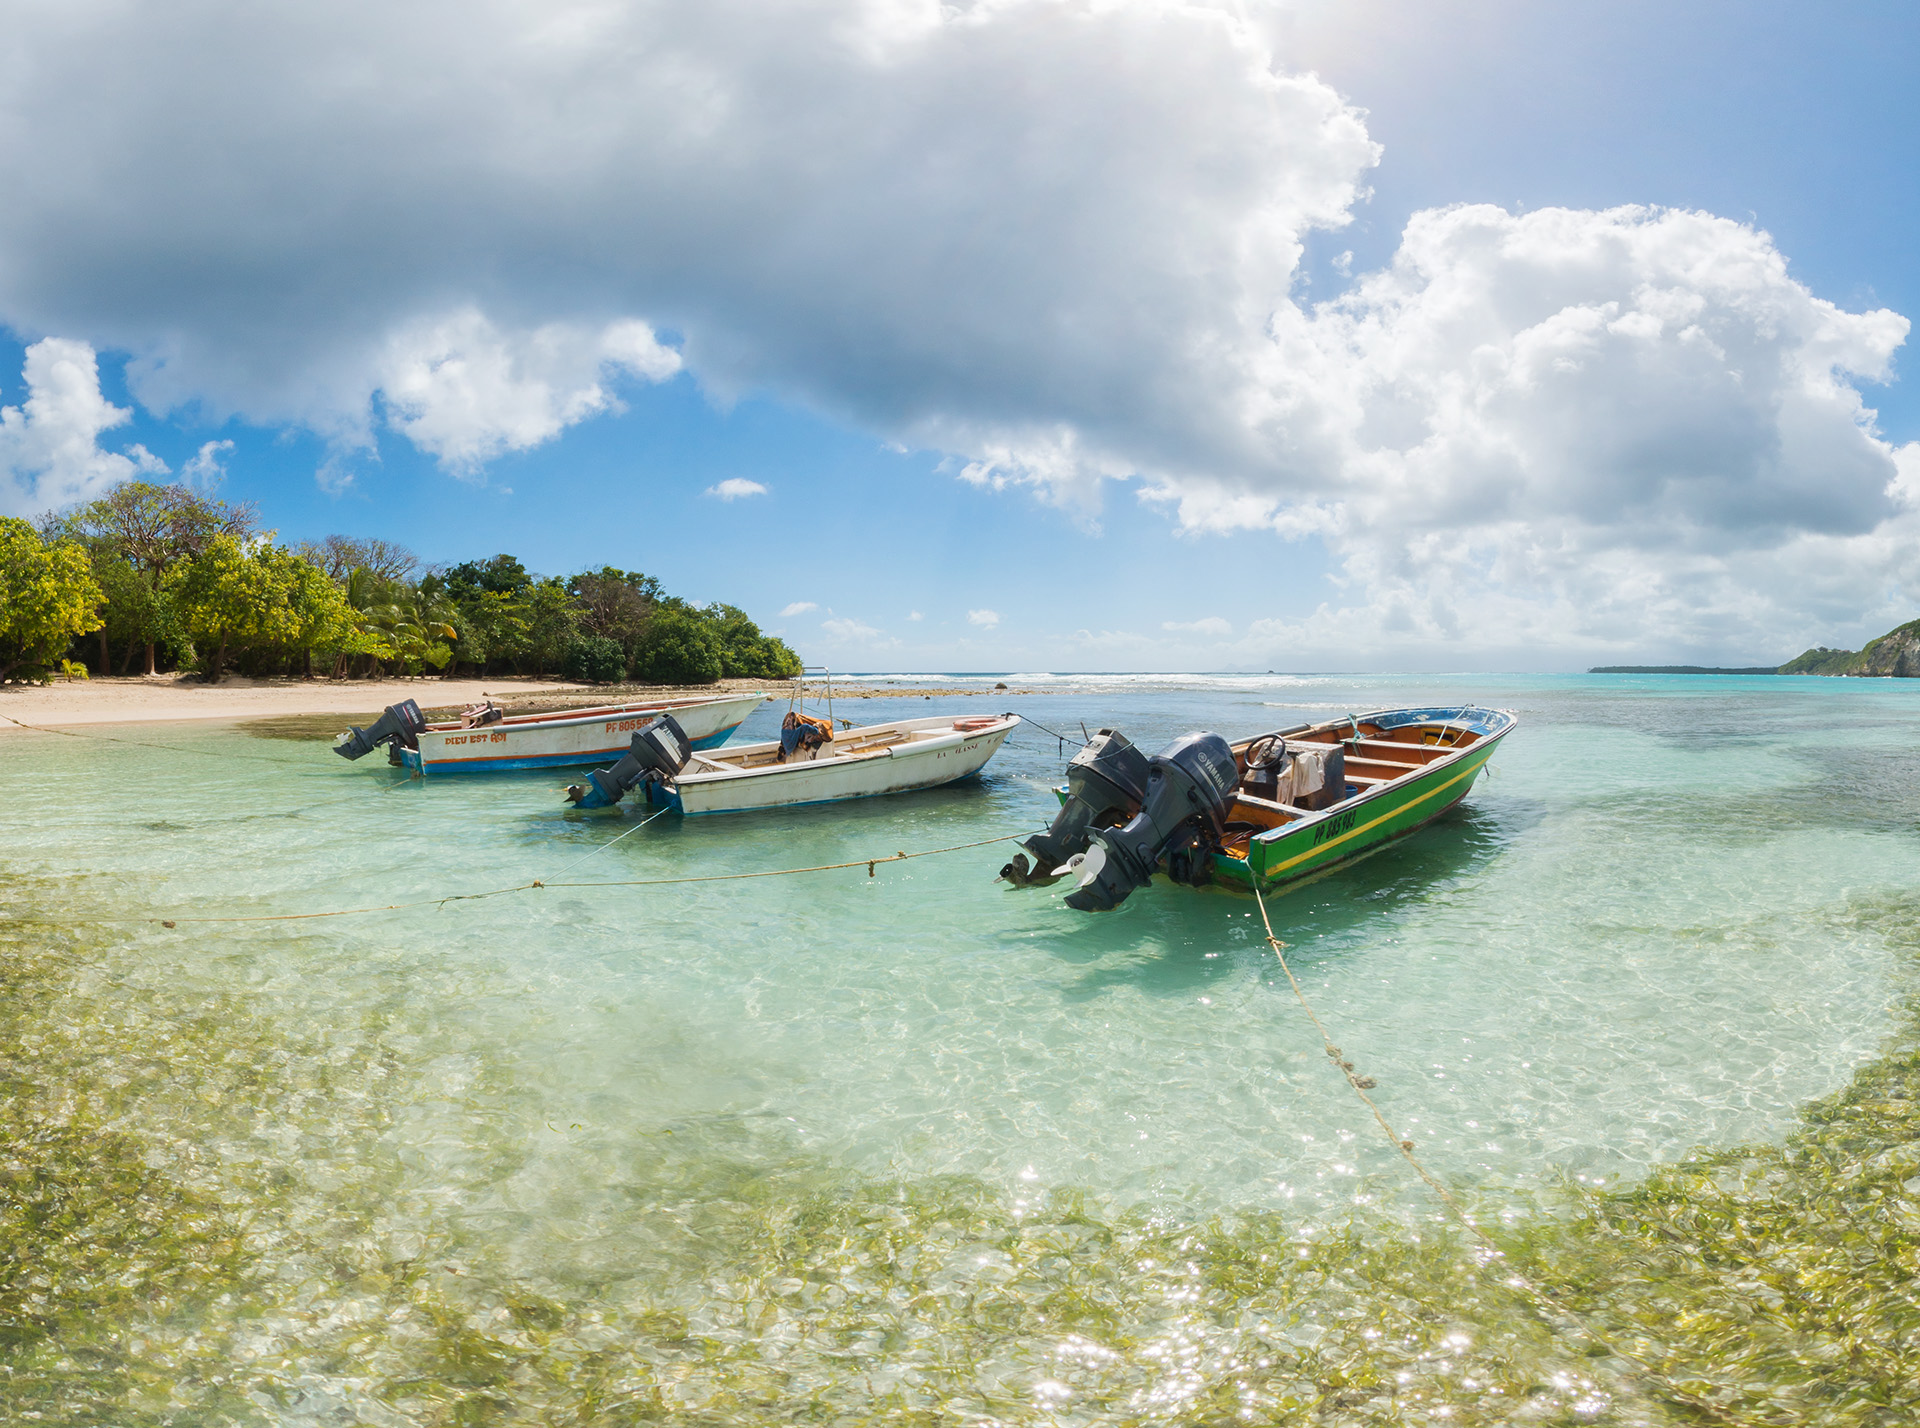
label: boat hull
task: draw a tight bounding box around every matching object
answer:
[646,717,1017,814]
[1221,707,1512,894]
[398,693,767,775]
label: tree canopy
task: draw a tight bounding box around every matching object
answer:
[32,479,800,685]
[0,517,105,682]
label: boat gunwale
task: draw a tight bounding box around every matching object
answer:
[673,714,1021,785]
[419,691,767,736]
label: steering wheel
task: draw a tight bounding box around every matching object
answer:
[1244,735,1289,771]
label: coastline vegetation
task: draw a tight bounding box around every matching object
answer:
[0,479,799,686]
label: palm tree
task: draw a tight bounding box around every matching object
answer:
[370,586,459,675]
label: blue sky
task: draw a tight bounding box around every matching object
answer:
[3,0,1916,671]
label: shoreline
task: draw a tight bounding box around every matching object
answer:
[0,674,1044,732]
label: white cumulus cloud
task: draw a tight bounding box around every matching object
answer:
[1174,204,1915,660]
[1,338,167,515]
[707,478,769,502]
[379,310,679,474]
[967,609,1001,628]
[180,438,234,489]
[0,3,1911,654]
[0,0,1369,472]
[779,600,817,616]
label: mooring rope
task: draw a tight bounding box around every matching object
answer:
[1005,712,1088,760]
[0,710,421,829]
[1250,881,1771,1428]
[549,802,673,875]
[1,710,337,770]
[134,832,1030,927]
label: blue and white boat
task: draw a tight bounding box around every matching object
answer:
[334,691,767,774]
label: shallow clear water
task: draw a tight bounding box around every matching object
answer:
[5,671,1919,1422]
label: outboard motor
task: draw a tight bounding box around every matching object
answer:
[1001,729,1150,887]
[1064,731,1238,912]
[333,700,426,762]
[564,714,692,809]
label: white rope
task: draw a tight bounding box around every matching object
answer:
[550,802,672,875]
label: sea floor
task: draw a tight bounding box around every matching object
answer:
[4,671,1918,1425]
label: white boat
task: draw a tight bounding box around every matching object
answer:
[570,713,1020,814]
[334,692,768,774]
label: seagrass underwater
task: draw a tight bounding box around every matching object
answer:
[4,670,1920,1424]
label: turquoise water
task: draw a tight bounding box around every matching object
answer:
[4,671,1918,1422]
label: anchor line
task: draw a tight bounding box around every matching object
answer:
[1,711,330,769]
[549,802,673,875]
[129,832,1033,927]
[2,712,415,827]
[1249,880,1773,1428]
[1004,712,1087,760]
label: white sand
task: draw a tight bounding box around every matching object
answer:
[1,674,1030,733]
[0,674,593,731]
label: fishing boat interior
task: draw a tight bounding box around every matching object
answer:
[696,715,1009,771]
[1216,713,1488,861]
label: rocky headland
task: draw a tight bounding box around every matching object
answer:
[1780,618,1920,677]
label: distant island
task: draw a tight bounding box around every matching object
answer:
[1591,617,1920,678]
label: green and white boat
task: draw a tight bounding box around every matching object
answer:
[1003,705,1515,909]
[1215,705,1515,896]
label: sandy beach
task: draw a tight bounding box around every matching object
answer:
[0,674,1036,732]
[0,673,599,731]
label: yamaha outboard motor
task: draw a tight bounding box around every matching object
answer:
[1001,729,1150,887]
[333,700,426,762]
[1064,731,1238,912]
[564,714,692,810]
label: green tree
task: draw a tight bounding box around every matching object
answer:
[371,585,460,675]
[567,566,662,673]
[442,586,525,675]
[0,518,105,682]
[441,557,538,674]
[699,602,802,679]
[632,604,723,684]
[275,549,358,678]
[59,480,257,674]
[563,634,626,684]
[161,535,300,683]
[519,578,578,677]
[444,554,531,597]
[88,551,161,675]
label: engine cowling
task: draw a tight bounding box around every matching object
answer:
[1064,731,1238,912]
[563,714,693,809]
[333,700,426,761]
[1001,728,1151,886]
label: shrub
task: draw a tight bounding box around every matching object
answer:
[632,607,723,684]
[563,634,626,684]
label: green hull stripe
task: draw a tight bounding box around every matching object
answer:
[1254,744,1497,881]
